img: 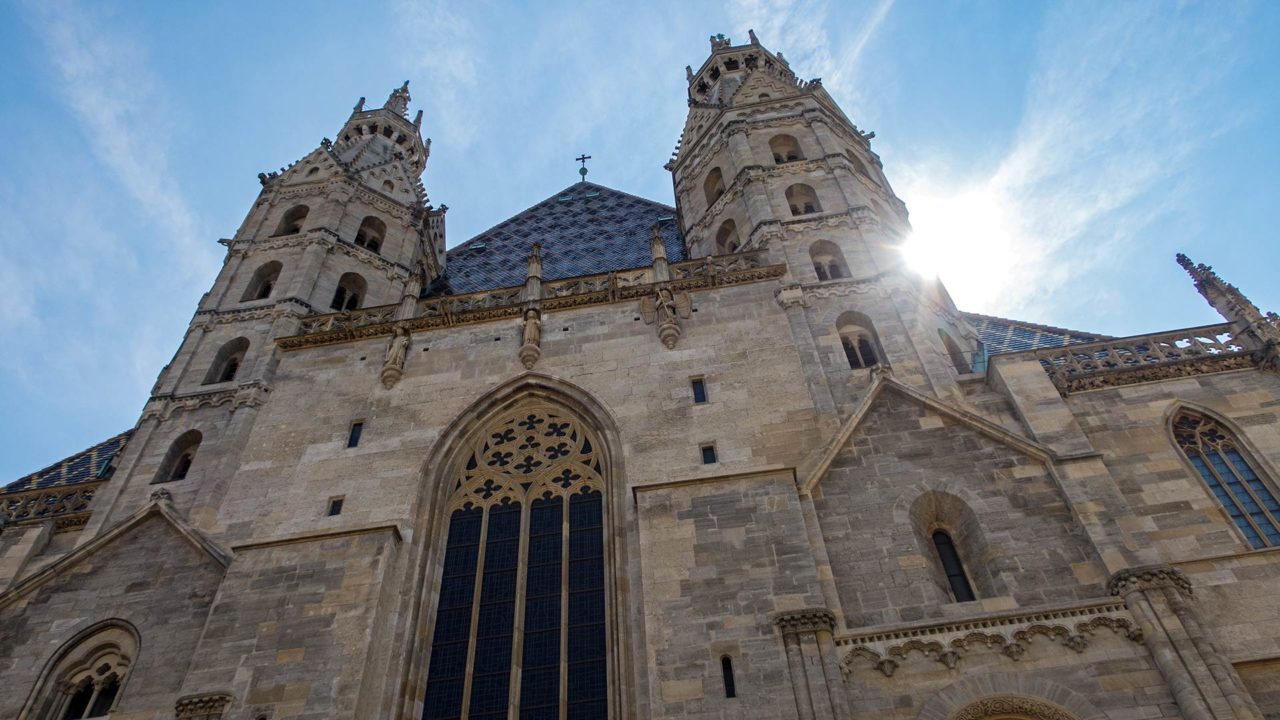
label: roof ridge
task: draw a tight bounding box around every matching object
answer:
[960,311,1112,341]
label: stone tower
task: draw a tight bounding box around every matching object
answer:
[668,32,987,412]
[87,84,445,531]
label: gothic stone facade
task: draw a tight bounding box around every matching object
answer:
[3,33,1280,720]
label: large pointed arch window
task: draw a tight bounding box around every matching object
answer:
[1174,410,1280,549]
[424,404,609,720]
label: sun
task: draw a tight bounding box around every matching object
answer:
[899,184,1021,311]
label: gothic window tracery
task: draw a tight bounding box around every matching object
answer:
[23,622,136,720]
[424,404,609,720]
[1174,411,1280,548]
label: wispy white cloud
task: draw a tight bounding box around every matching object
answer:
[899,1,1249,326]
[394,0,482,149]
[23,0,210,282]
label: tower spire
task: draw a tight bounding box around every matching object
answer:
[385,81,411,116]
[1177,253,1280,352]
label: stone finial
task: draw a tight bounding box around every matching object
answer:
[526,243,543,280]
[353,96,365,113]
[710,33,731,51]
[414,109,424,129]
[686,65,694,82]
[1107,564,1193,599]
[748,28,759,44]
[649,224,670,282]
[1177,253,1280,351]
[385,81,411,116]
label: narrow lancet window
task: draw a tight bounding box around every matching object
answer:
[721,656,737,698]
[1174,411,1280,548]
[932,530,976,602]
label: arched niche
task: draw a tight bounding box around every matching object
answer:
[202,337,249,385]
[272,205,309,237]
[703,167,726,206]
[714,219,741,254]
[241,260,282,302]
[330,272,368,312]
[355,216,387,254]
[769,134,805,164]
[154,429,202,484]
[836,310,882,370]
[808,240,848,281]
[785,183,822,216]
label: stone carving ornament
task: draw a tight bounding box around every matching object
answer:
[949,696,1080,720]
[519,308,542,369]
[641,286,692,349]
[381,325,410,388]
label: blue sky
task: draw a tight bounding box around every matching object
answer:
[1,0,1277,480]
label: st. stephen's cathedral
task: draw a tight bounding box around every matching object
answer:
[3,32,1280,720]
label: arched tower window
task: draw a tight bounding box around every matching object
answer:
[1173,410,1280,548]
[844,150,872,180]
[703,167,726,206]
[808,240,848,281]
[769,134,804,164]
[241,260,282,302]
[939,329,972,374]
[932,530,976,602]
[355,216,386,254]
[154,429,202,484]
[836,311,880,370]
[21,621,137,720]
[714,219,740,254]
[203,337,249,385]
[330,272,368,312]
[785,184,822,216]
[423,403,610,719]
[272,205,309,237]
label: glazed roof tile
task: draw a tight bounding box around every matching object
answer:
[4,431,132,493]
[962,312,1108,354]
[426,181,685,296]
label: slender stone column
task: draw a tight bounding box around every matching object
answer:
[774,608,844,720]
[1109,565,1256,720]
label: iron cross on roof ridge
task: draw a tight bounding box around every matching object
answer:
[576,154,592,182]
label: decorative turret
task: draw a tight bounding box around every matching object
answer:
[1177,254,1280,354]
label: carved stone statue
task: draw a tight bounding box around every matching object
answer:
[519,308,542,369]
[381,326,410,389]
[640,287,692,349]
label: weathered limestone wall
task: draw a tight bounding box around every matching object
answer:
[0,517,224,719]
[815,389,1104,628]
[635,469,826,719]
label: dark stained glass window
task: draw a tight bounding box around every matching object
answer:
[424,405,609,719]
[1175,411,1280,548]
[932,530,976,602]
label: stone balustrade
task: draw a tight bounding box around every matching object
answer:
[0,481,104,533]
[1033,322,1256,393]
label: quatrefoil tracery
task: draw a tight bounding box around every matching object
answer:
[450,405,605,510]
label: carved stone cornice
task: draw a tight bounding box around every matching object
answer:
[175,691,233,719]
[1107,564,1193,599]
[279,251,786,351]
[773,607,837,635]
[193,302,307,330]
[231,228,412,283]
[837,599,1142,677]
[143,381,271,421]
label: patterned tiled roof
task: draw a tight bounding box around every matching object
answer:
[962,312,1108,354]
[427,181,686,296]
[4,431,132,493]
